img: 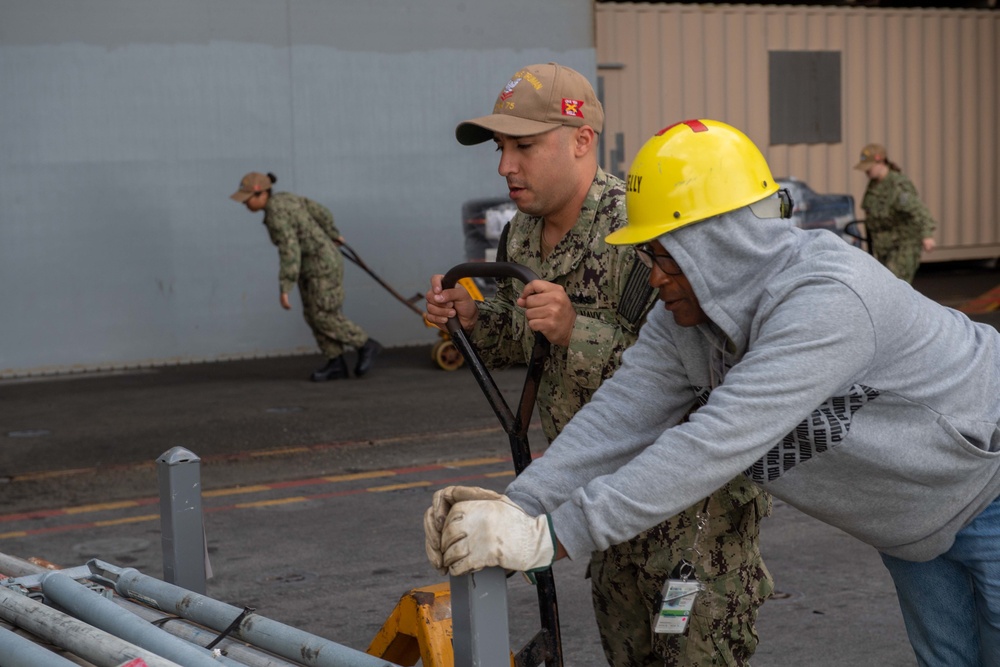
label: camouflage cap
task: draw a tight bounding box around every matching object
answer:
[456,63,604,146]
[230,172,272,202]
[854,143,887,171]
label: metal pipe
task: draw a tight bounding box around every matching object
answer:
[0,552,51,578]
[91,561,401,667]
[115,598,305,667]
[0,623,81,667]
[1,553,299,667]
[40,571,240,667]
[0,585,182,667]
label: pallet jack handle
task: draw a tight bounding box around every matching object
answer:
[340,242,425,317]
[441,261,563,667]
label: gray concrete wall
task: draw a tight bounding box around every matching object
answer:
[0,0,596,376]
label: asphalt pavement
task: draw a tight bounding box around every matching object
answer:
[2,259,999,666]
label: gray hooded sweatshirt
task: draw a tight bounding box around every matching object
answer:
[506,207,1000,563]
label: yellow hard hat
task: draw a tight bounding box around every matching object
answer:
[606,119,778,245]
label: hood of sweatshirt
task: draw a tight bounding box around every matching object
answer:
[657,205,800,356]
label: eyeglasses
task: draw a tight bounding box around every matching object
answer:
[635,244,683,275]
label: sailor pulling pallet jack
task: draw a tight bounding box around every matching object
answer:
[426,118,1000,667]
[425,64,771,665]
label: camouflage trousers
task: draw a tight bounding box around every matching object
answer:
[589,477,773,666]
[871,234,922,283]
[300,276,368,358]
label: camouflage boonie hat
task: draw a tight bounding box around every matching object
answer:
[230,172,272,202]
[456,63,604,146]
[854,143,887,171]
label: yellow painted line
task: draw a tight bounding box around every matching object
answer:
[1,455,513,529]
[13,468,93,482]
[441,457,507,468]
[235,497,308,509]
[203,485,272,498]
[0,530,28,539]
[65,500,139,515]
[94,514,159,527]
[323,471,395,483]
[368,481,432,492]
[249,447,311,458]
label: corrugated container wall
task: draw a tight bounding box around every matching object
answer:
[596,3,1000,262]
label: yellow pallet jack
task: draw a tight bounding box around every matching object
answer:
[339,243,483,371]
[367,261,563,667]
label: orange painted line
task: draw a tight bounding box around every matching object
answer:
[1,508,78,523]
[4,425,523,485]
[6,520,116,538]
[0,466,525,541]
[0,453,545,540]
[249,447,311,458]
[958,285,1000,314]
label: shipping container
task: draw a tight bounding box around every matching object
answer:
[596,3,1000,262]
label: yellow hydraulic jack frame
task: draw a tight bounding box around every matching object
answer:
[366,583,453,665]
[367,583,515,667]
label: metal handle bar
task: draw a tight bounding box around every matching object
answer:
[440,262,562,667]
[441,262,548,475]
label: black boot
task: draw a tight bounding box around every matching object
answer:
[310,356,349,382]
[354,339,383,377]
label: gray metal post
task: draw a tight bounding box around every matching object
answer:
[157,446,206,593]
[450,567,510,667]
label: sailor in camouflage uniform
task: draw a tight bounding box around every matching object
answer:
[855,144,937,283]
[231,172,381,381]
[425,64,772,666]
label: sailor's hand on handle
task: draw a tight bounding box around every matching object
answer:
[439,497,556,576]
[424,274,479,333]
[517,280,577,348]
[424,485,504,574]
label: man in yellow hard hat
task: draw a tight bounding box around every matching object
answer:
[426,119,1000,666]
[425,65,772,664]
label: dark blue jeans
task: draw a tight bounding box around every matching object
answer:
[881,495,1000,667]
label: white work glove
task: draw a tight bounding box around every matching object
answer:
[424,486,505,574]
[440,497,555,576]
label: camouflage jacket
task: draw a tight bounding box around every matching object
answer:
[262,192,343,295]
[470,168,656,441]
[861,170,937,245]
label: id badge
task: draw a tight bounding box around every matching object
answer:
[654,578,701,634]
